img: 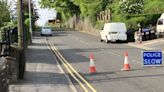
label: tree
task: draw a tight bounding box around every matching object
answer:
[39,0,80,22]
[40,0,112,25]
[72,0,104,24]
[39,0,163,30]
[119,0,144,14]
[0,0,10,27]
[144,0,164,14]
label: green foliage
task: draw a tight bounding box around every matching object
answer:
[111,14,123,22]
[40,0,80,22]
[2,22,16,29]
[144,0,164,13]
[94,20,105,30]
[110,0,120,14]
[24,18,30,44]
[40,0,164,30]
[119,0,144,14]
[0,0,10,27]
[144,14,161,26]
[111,0,162,30]
[40,0,111,24]
[73,0,111,25]
[125,16,146,30]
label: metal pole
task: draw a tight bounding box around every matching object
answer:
[28,0,32,43]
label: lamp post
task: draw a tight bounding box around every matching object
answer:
[28,0,32,43]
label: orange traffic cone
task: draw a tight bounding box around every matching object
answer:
[121,51,131,71]
[89,53,96,73]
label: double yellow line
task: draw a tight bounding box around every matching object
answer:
[45,39,97,92]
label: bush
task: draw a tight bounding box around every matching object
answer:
[24,18,30,44]
[143,14,160,26]
[94,20,105,30]
[124,13,161,28]
[111,14,123,22]
[125,16,146,30]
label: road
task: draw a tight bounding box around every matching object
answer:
[46,31,164,92]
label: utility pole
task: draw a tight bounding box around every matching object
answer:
[28,0,32,43]
[17,0,25,79]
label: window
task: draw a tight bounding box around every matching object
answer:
[157,19,163,25]
[109,32,118,34]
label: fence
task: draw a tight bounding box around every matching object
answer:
[0,27,19,91]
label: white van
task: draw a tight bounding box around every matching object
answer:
[100,22,127,43]
[156,13,164,37]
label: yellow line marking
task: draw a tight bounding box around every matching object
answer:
[45,38,88,92]
[50,44,89,92]
[45,38,78,92]
[51,44,97,92]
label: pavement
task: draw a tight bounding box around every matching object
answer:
[9,36,73,92]
[127,38,164,53]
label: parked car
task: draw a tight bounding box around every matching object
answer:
[41,26,52,36]
[156,13,164,38]
[100,22,127,43]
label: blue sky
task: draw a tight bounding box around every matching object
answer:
[8,0,56,26]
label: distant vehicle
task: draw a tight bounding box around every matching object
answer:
[100,22,127,43]
[41,26,52,36]
[156,13,164,37]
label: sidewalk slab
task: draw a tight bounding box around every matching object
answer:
[9,37,72,92]
[127,38,164,53]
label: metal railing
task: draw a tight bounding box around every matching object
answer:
[0,27,18,91]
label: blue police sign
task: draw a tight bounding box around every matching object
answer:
[143,51,162,66]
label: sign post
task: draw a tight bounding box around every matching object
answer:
[143,51,162,66]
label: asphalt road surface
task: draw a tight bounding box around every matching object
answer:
[46,31,164,92]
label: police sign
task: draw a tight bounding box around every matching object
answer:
[143,51,162,66]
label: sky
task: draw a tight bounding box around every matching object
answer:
[8,0,56,26]
[34,0,56,26]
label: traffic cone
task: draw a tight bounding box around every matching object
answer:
[121,51,131,71]
[89,53,96,73]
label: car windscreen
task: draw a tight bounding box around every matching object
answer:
[157,19,163,25]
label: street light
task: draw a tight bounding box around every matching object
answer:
[28,0,32,43]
